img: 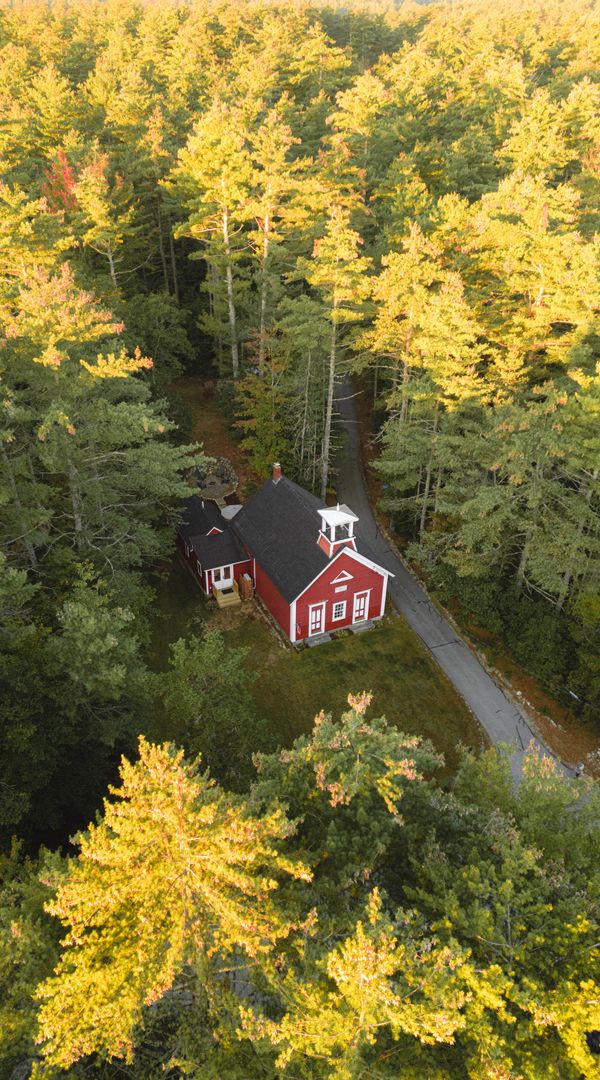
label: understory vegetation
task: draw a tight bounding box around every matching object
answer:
[0,0,599,1076]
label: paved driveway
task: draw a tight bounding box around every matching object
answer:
[334,383,573,784]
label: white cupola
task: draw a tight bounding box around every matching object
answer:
[317,503,359,558]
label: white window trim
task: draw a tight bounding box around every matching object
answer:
[308,601,326,636]
[212,565,233,586]
[352,589,371,623]
[332,600,347,621]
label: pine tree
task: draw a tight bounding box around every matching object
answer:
[169,100,255,377]
[74,149,136,289]
[295,205,371,498]
[35,737,310,1068]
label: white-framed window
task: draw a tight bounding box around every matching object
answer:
[309,602,325,635]
[332,600,347,621]
[353,590,370,622]
[213,566,232,583]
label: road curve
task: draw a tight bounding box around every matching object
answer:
[334,382,573,783]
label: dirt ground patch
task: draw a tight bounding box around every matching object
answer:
[171,376,260,498]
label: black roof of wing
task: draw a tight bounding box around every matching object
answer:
[179,496,247,570]
[178,495,225,542]
[191,530,247,570]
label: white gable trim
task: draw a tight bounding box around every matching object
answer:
[344,547,394,578]
[293,545,393,603]
[331,569,353,584]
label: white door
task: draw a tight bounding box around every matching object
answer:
[309,602,326,635]
[353,590,369,623]
[213,566,233,589]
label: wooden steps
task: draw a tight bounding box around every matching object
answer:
[212,580,241,608]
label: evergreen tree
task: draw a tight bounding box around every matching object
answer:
[35,737,311,1068]
[295,205,371,498]
[169,100,255,377]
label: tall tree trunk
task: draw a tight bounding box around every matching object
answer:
[397,323,412,421]
[167,219,179,302]
[320,306,338,501]
[300,349,311,469]
[433,465,443,514]
[208,264,224,374]
[1,445,37,570]
[515,542,529,594]
[156,195,170,292]
[400,351,410,423]
[69,462,84,552]
[419,405,439,538]
[105,248,117,289]
[556,467,598,612]
[258,210,271,375]
[222,208,239,379]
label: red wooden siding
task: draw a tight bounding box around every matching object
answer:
[295,549,385,640]
[254,562,291,635]
[177,534,251,594]
[178,530,387,643]
[207,559,252,591]
[177,533,204,588]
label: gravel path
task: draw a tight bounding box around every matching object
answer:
[334,382,573,783]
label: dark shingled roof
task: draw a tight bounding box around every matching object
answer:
[231,476,383,602]
[190,530,247,571]
[178,496,225,542]
[178,496,247,571]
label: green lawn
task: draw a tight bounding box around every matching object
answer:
[149,559,485,777]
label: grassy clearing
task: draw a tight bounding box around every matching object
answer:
[228,607,485,777]
[149,559,484,777]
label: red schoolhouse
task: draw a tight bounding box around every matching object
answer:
[177,463,392,643]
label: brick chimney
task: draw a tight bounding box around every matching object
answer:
[272,462,282,484]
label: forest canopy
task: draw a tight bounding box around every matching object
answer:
[0,0,599,1076]
[2,0,597,729]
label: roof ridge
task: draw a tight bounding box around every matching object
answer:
[281,475,322,512]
